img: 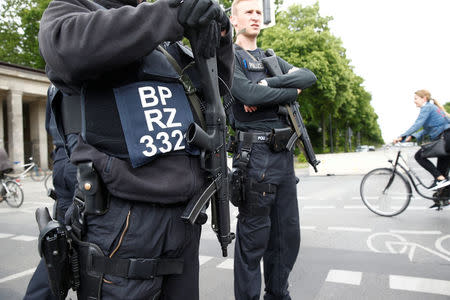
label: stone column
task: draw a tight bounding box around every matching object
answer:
[6,90,24,167]
[29,100,48,169]
[0,99,4,150]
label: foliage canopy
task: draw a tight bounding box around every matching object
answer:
[0,0,384,150]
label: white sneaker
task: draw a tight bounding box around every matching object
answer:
[429,179,450,191]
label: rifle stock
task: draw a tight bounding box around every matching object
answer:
[181,29,234,257]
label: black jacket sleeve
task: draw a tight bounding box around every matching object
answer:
[38,0,185,85]
[231,60,298,106]
[265,57,317,89]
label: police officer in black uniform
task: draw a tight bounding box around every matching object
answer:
[229,0,316,299]
[37,0,233,299]
[24,85,79,300]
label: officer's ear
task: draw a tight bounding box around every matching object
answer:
[229,13,238,29]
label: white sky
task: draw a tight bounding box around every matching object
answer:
[280,0,450,142]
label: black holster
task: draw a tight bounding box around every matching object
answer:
[35,207,80,300]
[76,161,109,215]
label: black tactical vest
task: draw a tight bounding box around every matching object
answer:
[232,45,280,123]
[81,42,203,168]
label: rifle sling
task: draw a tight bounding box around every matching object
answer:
[157,45,207,130]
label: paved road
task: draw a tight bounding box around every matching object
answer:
[0,162,449,299]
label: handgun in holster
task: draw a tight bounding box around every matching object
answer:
[36,207,80,299]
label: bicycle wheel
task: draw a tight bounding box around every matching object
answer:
[360,168,412,217]
[4,181,24,208]
[44,172,53,192]
[30,166,46,181]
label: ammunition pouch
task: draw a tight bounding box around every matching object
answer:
[268,127,293,153]
[35,207,80,300]
[228,168,244,207]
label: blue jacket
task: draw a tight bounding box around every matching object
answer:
[402,101,450,141]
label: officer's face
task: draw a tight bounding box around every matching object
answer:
[231,0,262,38]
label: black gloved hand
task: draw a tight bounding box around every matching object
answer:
[196,20,221,58]
[169,0,223,27]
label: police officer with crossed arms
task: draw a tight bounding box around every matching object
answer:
[37,0,233,298]
[228,0,317,299]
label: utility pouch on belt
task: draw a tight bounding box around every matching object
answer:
[228,168,244,207]
[77,162,109,215]
[35,207,80,300]
[269,128,293,152]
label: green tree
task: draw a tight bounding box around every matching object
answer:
[0,0,50,69]
[444,102,450,113]
[259,2,383,151]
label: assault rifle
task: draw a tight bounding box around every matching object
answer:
[181,30,235,257]
[261,51,320,172]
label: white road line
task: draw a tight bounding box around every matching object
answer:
[390,275,450,296]
[0,268,36,284]
[325,270,362,285]
[328,226,372,232]
[199,255,214,266]
[300,226,316,230]
[303,206,335,209]
[217,259,234,270]
[11,235,37,241]
[389,230,442,235]
[406,206,428,210]
[343,205,366,209]
[0,233,14,238]
[351,196,361,200]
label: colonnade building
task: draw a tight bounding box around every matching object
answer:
[0,61,52,170]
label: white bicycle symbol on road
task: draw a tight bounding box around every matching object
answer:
[367,232,450,262]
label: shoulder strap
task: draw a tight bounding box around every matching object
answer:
[157,45,207,130]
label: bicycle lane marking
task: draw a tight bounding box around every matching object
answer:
[435,235,450,257]
[367,232,408,254]
[366,232,450,262]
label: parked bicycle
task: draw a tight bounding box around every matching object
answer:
[8,157,47,181]
[0,173,24,208]
[360,145,449,216]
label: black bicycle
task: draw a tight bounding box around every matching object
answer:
[360,147,449,216]
[0,175,24,208]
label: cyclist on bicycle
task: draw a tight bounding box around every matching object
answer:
[393,89,450,190]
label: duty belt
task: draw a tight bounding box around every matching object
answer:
[237,131,271,144]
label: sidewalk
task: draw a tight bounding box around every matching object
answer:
[307,147,420,176]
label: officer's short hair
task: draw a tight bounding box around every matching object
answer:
[231,0,256,16]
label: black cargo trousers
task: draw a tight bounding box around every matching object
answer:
[68,140,205,300]
[233,142,301,300]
